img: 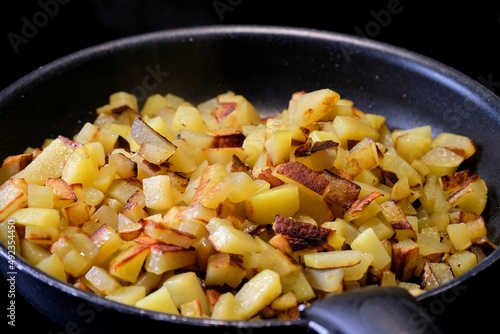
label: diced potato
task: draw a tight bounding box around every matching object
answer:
[163,271,211,316]
[142,220,195,249]
[432,132,476,159]
[0,178,28,222]
[144,244,196,274]
[36,253,67,282]
[421,262,454,291]
[20,239,51,265]
[106,286,146,306]
[108,244,150,283]
[304,267,344,293]
[271,291,298,310]
[272,161,330,200]
[171,105,209,134]
[24,225,61,245]
[243,184,300,225]
[211,292,238,320]
[206,217,260,255]
[391,238,419,281]
[61,145,99,186]
[447,176,488,215]
[90,224,124,266]
[85,265,122,295]
[133,271,163,295]
[50,233,99,277]
[234,269,282,320]
[280,270,316,303]
[351,228,391,270]
[289,89,340,127]
[143,175,174,211]
[61,202,93,227]
[140,94,170,117]
[14,136,77,185]
[342,252,374,281]
[191,163,232,209]
[445,250,478,277]
[136,286,180,314]
[205,253,246,288]
[332,115,379,141]
[256,246,303,277]
[447,223,472,251]
[392,125,432,163]
[27,184,54,209]
[420,147,464,177]
[9,207,60,227]
[303,250,362,269]
[131,117,176,164]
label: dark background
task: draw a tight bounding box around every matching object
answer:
[1,0,500,333]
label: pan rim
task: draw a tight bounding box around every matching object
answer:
[1,24,500,328]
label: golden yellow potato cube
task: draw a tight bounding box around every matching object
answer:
[106,286,146,306]
[135,286,179,314]
[432,132,476,159]
[243,184,300,225]
[0,178,28,222]
[171,105,209,134]
[342,252,374,281]
[90,224,125,266]
[143,174,174,211]
[144,244,196,274]
[447,223,472,251]
[445,250,478,277]
[24,225,61,245]
[36,253,67,282]
[61,201,93,227]
[392,125,432,163]
[27,184,54,209]
[84,265,122,295]
[206,217,260,255]
[14,136,77,185]
[332,115,379,141]
[303,250,363,269]
[50,233,99,277]
[350,227,391,270]
[191,163,232,209]
[213,92,261,131]
[234,269,282,320]
[280,270,316,303]
[20,239,51,265]
[211,292,238,320]
[271,291,297,311]
[420,146,465,177]
[265,130,292,166]
[140,94,170,117]
[61,145,99,186]
[163,271,211,316]
[304,267,344,293]
[108,244,149,283]
[8,207,60,227]
[289,88,340,127]
[205,253,246,288]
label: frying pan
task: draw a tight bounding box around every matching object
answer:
[1,25,500,334]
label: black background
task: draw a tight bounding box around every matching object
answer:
[1,0,500,333]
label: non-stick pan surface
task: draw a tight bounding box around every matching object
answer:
[1,25,500,333]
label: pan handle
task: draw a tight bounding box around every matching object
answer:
[302,286,444,334]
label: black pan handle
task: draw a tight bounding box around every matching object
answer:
[302,286,444,334]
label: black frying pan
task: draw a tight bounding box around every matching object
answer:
[1,25,500,334]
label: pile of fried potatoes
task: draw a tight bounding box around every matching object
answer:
[0,88,496,321]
